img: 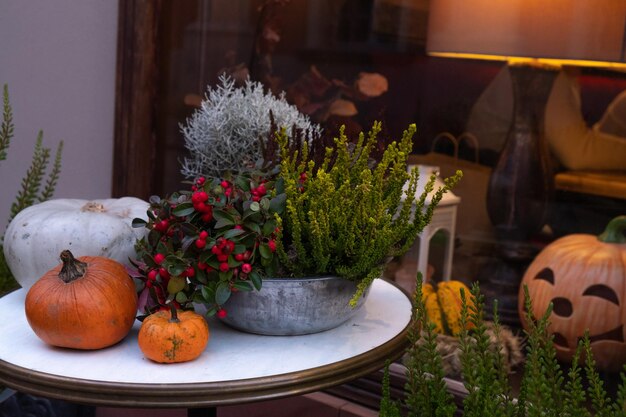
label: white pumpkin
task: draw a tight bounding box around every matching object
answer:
[3,197,149,290]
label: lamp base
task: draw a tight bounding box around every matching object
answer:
[477,240,542,327]
[486,64,557,241]
[483,63,558,327]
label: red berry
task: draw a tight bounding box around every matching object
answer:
[154,219,169,232]
[192,191,208,203]
[154,253,165,265]
[252,195,260,202]
[195,239,206,249]
[196,177,206,185]
[217,254,228,262]
[184,266,195,277]
[202,212,213,222]
[234,224,243,230]
[268,240,277,252]
[220,180,229,188]
[219,262,230,272]
[147,269,158,281]
[241,263,252,274]
[243,250,252,261]
[234,253,245,262]
[256,184,266,195]
[145,280,153,288]
[197,262,207,270]
[217,309,227,319]
[199,230,209,239]
[211,245,222,255]
[158,267,170,279]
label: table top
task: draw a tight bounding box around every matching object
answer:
[0,279,412,408]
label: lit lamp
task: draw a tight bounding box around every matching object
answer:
[426,0,626,324]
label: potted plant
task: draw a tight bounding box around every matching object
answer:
[132,76,462,335]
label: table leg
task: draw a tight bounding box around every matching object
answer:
[188,407,217,417]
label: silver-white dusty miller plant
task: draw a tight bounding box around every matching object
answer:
[180,75,322,180]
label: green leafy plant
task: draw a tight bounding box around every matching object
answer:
[275,121,462,303]
[0,84,63,295]
[380,279,626,416]
[133,174,285,317]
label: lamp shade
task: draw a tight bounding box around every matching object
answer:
[426,0,626,69]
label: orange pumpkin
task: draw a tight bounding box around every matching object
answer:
[519,216,626,372]
[25,250,138,350]
[138,305,209,363]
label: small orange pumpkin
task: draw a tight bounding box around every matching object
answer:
[25,250,138,350]
[519,215,626,372]
[138,304,209,363]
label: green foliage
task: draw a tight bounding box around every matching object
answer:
[133,175,284,315]
[9,131,63,222]
[379,360,402,417]
[0,84,63,295]
[403,275,456,417]
[459,288,516,417]
[380,279,626,416]
[275,122,462,303]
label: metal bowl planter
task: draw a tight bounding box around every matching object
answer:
[219,276,371,336]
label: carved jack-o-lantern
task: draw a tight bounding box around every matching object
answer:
[519,216,626,372]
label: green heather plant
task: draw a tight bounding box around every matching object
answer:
[380,280,626,417]
[0,84,63,295]
[275,122,462,303]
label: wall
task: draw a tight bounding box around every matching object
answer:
[0,0,118,232]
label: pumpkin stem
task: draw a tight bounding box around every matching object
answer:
[58,250,88,283]
[598,216,626,244]
[169,303,180,324]
[81,201,106,212]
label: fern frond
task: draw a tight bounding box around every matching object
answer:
[380,360,402,417]
[38,139,63,202]
[9,131,50,222]
[0,84,14,162]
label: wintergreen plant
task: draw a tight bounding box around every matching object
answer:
[275,121,462,303]
[0,84,63,295]
[180,75,322,180]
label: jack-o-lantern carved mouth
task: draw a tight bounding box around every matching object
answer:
[532,267,624,348]
[552,326,624,348]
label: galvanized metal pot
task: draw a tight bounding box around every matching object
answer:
[220,276,370,336]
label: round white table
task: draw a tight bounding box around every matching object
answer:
[0,279,412,412]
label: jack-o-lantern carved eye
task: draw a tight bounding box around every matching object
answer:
[583,285,620,306]
[534,267,554,284]
[552,297,573,317]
